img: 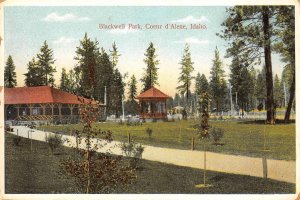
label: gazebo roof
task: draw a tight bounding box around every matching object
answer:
[136,86,169,99]
[4,86,96,105]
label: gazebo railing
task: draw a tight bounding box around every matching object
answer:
[140,112,167,119]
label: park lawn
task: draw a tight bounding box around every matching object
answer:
[5,133,295,194]
[39,119,296,161]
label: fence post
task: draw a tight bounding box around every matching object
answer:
[30,131,33,152]
[262,156,268,179]
[128,132,131,144]
[17,129,18,136]
[27,130,30,139]
[191,137,195,151]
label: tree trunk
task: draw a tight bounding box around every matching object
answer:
[284,71,295,122]
[262,7,275,124]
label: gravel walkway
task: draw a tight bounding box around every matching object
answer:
[9,125,295,184]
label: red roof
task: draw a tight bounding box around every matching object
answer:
[136,87,169,99]
[4,86,93,105]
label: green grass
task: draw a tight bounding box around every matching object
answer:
[39,119,295,160]
[5,133,295,194]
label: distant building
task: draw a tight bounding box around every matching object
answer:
[136,87,169,121]
[4,86,105,124]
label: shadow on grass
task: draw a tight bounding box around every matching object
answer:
[237,119,295,125]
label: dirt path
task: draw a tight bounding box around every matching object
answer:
[9,126,295,184]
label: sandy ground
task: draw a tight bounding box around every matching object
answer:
[9,125,295,184]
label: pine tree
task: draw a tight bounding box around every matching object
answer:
[36,41,56,86]
[177,44,194,108]
[59,67,69,92]
[110,69,124,118]
[219,6,287,124]
[273,74,283,108]
[209,47,227,113]
[126,75,138,115]
[128,75,138,102]
[24,57,41,87]
[4,55,17,88]
[141,42,159,91]
[95,50,114,113]
[273,6,295,121]
[195,73,209,96]
[229,56,254,113]
[110,41,121,69]
[174,93,181,106]
[255,68,266,110]
[67,69,78,94]
[74,33,100,98]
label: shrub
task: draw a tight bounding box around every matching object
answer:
[13,136,22,146]
[257,103,264,111]
[145,127,153,138]
[210,127,224,145]
[46,134,63,154]
[120,142,144,169]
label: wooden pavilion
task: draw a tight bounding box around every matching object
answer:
[136,87,169,121]
[4,86,105,124]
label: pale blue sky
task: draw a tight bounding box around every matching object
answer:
[4,6,284,97]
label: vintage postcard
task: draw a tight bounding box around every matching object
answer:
[0,0,299,200]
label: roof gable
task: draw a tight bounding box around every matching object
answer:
[136,87,169,99]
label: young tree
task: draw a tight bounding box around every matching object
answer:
[24,57,41,87]
[59,67,68,92]
[74,33,100,98]
[141,42,159,91]
[209,47,227,114]
[219,6,293,124]
[36,41,56,86]
[177,43,194,108]
[4,55,17,88]
[60,98,136,193]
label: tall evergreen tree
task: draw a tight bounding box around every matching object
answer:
[195,73,209,96]
[229,56,254,113]
[110,41,121,69]
[209,47,227,113]
[125,74,138,115]
[59,67,68,91]
[36,41,56,86]
[273,74,283,108]
[255,68,266,108]
[24,57,41,87]
[74,33,100,98]
[177,44,194,108]
[174,93,181,107]
[273,6,295,121]
[219,6,279,123]
[95,50,114,113]
[141,42,159,91]
[4,55,17,88]
[128,75,138,102]
[110,69,124,117]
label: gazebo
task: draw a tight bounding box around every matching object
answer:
[136,87,169,121]
[4,86,105,124]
